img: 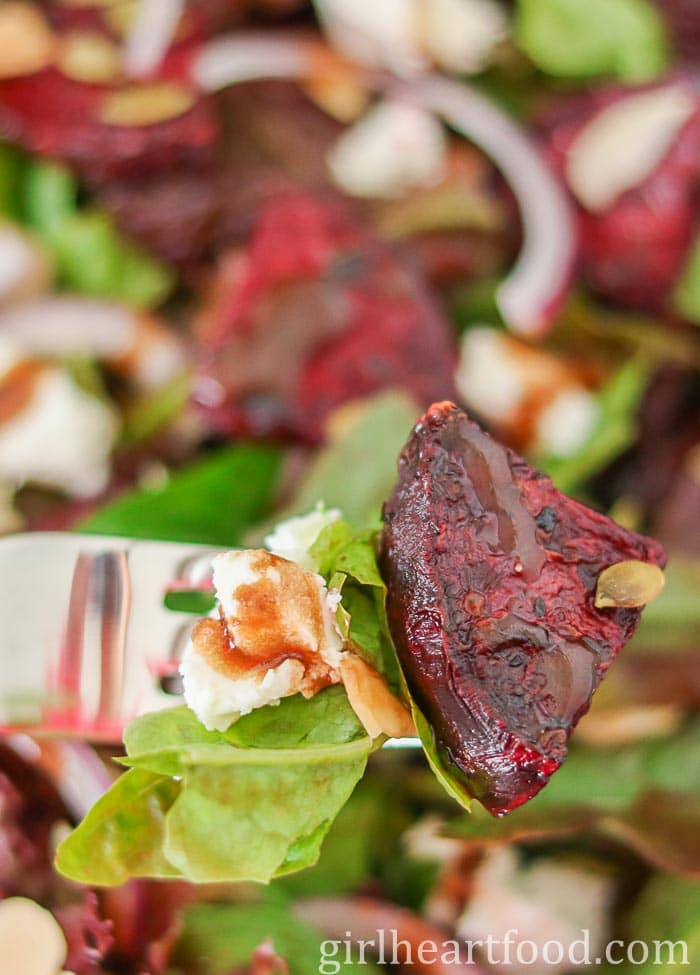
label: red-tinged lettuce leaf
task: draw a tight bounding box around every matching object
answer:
[54,893,114,975]
[99,880,193,975]
[79,444,281,546]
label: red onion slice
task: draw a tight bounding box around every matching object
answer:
[123,0,185,78]
[192,32,576,336]
[7,734,114,820]
[0,296,137,358]
[191,33,312,90]
[402,76,576,337]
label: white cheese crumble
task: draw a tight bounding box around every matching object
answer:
[0,345,118,497]
[457,848,612,975]
[456,325,527,426]
[264,504,342,570]
[534,387,599,458]
[327,98,447,199]
[313,0,508,76]
[456,325,599,458]
[420,0,508,73]
[180,549,345,732]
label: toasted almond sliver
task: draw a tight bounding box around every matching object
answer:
[58,31,122,84]
[595,560,665,609]
[0,2,56,80]
[340,653,415,740]
[100,82,195,127]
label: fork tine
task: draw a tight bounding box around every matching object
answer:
[95,550,130,731]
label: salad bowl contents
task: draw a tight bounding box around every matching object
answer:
[0,0,698,972]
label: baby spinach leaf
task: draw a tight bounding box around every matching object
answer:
[55,768,181,886]
[80,444,281,546]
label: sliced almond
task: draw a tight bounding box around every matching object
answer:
[595,560,665,609]
[566,85,696,213]
[0,2,56,79]
[58,31,122,84]
[340,653,415,740]
[0,897,68,975]
[100,81,195,127]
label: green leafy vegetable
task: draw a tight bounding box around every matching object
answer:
[264,391,417,532]
[412,705,473,812]
[0,142,26,219]
[673,233,700,327]
[537,359,649,495]
[54,768,181,886]
[79,444,281,545]
[311,519,402,690]
[57,690,373,885]
[444,723,700,874]
[174,901,381,974]
[515,0,668,82]
[310,520,383,588]
[617,873,700,973]
[23,159,173,308]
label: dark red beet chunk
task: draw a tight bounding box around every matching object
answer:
[380,402,666,816]
[194,192,458,441]
[0,68,217,181]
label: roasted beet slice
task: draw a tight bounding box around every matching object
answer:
[380,402,666,816]
[194,191,458,441]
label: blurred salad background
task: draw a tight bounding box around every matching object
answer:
[0,0,698,972]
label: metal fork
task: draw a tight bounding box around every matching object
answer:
[0,532,219,740]
[0,532,419,746]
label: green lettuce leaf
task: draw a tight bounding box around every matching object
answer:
[617,873,700,973]
[79,444,281,545]
[24,159,174,308]
[515,0,668,82]
[674,233,700,327]
[412,705,473,812]
[310,519,403,691]
[536,359,649,496]
[173,901,382,974]
[56,689,373,885]
[262,391,417,532]
[443,723,700,874]
[54,768,181,886]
